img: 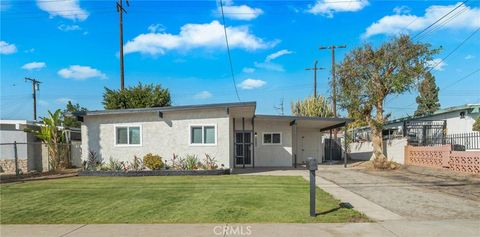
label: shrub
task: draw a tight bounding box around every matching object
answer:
[86,150,98,171]
[185,154,199,170]
[143,153,164,170]
[108,157,123,171]
[129,155,144,171]
[202,154,218,170]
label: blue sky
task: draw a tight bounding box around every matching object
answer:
[1,0,479,120]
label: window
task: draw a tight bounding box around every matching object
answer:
[190,125,216,145]
[115,125,141,145]
[263,132,282,145]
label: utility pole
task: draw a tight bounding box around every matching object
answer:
[24,77,41,121]
[305,60,325,98]
[319,45,346,118]
[116,0,129,90]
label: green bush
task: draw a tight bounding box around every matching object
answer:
[143,153,164,170]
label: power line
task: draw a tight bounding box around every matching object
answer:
[442,68,480,89]
[413,0,468,39]
[219,0,241,101]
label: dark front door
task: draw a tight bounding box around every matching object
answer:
[235,131,252,167]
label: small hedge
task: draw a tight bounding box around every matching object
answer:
[143,153,164,170]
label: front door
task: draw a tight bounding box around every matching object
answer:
[235,131,252,167]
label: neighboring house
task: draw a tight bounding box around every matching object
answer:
[0,120,82,173]
[348,104,480,163]
[75,102,350,169]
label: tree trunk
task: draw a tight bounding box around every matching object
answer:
[371,100,388,168]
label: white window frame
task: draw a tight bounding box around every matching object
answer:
[189,124,217,146]
[262,132,282,145]
[114,124,143,147]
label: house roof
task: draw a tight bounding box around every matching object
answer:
[72,101,257,116]
[255,115,352,130]
[387,103,480,124]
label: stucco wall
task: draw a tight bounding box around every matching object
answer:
[82,108,231,168]
[296,128,324,164]
[253,120,293,167]
[349,138,408,164]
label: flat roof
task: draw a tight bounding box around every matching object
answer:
[73,101,256,116]
[255,115,351,130]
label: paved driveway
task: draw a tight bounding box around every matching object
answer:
[316,165,480,220]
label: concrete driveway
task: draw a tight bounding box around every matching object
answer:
[316,164,480,220]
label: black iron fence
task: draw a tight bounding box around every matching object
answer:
[407,132,480,150]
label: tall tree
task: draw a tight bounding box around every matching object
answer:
[103,82,171,109]
[336,35,438,168]
[473,116,480,132]
[63,101,87,128]
[291,96,334,117]
[414,72,440,116]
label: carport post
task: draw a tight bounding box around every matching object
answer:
[14,141,19,176]
[329,129,333,163]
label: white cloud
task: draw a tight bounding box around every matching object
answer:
[465,54,475,60]
[56,97,74,105]
[253,49,293,72]
[58,24,81,31]
[242,67,255,73]
[393,6,411,15]
[238,78,266,90]
[0,41,17,54]
[363,2,480,38]
[58,65,107,80]
[265,49,293,62]
[22,62,46,70]
[147,24,165,33]
[217,1,263,21]
[308,0,369,18]
[193,91,213,99]
[36,0,88,21]
[254,62,285,72]
[24,48,35,53]
[124,20,276,56]
[427,59,447,71]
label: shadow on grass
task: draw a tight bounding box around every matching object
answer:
[316,202,353,216]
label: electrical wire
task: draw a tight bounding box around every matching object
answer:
[219,0,241,102]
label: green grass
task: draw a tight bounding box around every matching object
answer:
[0,175,367,224]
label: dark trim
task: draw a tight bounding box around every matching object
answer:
[319,122,347,132]
[289,120,296,126]
[256,114,352,123]
[76,116,84,122]
[158,111,163,118]
[74,101,256,116]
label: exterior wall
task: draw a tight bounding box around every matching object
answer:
[349,138,407,164]
[253,120,293,167]
[0,127,28,160]
[296,128,324,164]
[82,108,231,168]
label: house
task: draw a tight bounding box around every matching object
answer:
[75,102,350,169]
[0,120,82,173]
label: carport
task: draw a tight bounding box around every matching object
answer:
[254,115,352,167]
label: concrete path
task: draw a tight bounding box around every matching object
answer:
[2,220,479,237]
[238,168,402,221]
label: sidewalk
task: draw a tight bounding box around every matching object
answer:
[2,220,479,237]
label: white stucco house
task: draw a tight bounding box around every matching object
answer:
[75,102,350,169]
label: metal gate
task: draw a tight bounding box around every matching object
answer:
[405,120,446,146]
[324,138,342,161]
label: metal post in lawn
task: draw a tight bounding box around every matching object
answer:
[14,141,19,176]
[307,157,318,217]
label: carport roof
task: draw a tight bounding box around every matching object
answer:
[255,115,352,131]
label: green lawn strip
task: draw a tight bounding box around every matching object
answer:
[0,175,368,223]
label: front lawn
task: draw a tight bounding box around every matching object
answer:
[0,175,366,223]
